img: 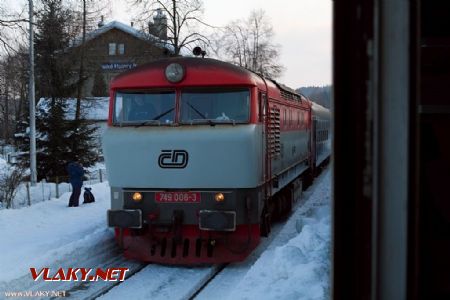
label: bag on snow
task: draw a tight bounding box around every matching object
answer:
[83,187,95,204]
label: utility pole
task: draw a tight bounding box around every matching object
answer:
[29,0,37,186]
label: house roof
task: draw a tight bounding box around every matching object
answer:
[37,97,110,121]
[70,20,178,54]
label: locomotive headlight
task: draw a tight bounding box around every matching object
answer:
[214,193,225,202]
[132,192,143,202]
[165,63,185,83]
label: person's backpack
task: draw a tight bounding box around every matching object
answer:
[83,187,95,204]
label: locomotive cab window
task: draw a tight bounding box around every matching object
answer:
[180,88,250,124]
[113,91,176,125]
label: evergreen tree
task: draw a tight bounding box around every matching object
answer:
[65,116,99,169]
[91,69,107,97]
[30,0,99,181]
[33,100,99,181]
[35,0,74,99]
[36,99,71,180]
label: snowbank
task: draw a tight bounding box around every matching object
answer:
[0,181,112,283]
[227,174,331,300]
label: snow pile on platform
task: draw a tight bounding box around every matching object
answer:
[228,183,331,299]
[0,181,112,283]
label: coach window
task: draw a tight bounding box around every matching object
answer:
[109,43,116,55]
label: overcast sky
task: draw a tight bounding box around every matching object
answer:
[4,0,331,88]
[112,0,332,88]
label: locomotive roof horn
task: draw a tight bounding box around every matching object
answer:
[193,46,206,58]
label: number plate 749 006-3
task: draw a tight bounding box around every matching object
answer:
[155,192,201,203]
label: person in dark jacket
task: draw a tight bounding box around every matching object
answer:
[67,161,84,207]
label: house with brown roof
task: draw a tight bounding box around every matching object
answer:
[69,11,177,97]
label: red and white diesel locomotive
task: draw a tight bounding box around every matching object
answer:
[103,56,330,264]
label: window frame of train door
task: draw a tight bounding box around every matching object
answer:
[259,91,267,122]
[259,89,268,183]
[259,90,272,213]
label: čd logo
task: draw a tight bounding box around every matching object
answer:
[158,150,189,168]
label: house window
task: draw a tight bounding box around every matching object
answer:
[109,43,116,55]
[118,43,125,55]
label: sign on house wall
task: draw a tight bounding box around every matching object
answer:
[101,63,137,70]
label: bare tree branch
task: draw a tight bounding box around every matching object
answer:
[217,10,284,79]
[130,0,213,55]
[179,32,209,48]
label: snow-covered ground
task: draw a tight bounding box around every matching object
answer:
[227,207,330,300]
[0,181,112,283]
[0,167,331,300]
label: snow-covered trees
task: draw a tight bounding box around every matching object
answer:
[36,99,98,181]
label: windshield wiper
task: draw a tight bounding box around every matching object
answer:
[152,108,175,120]
[186,102,207,119]
[132,107,175,126]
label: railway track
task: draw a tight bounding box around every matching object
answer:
[93,263,227,300]
[71,262,147,300]
[186,264,228,300]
